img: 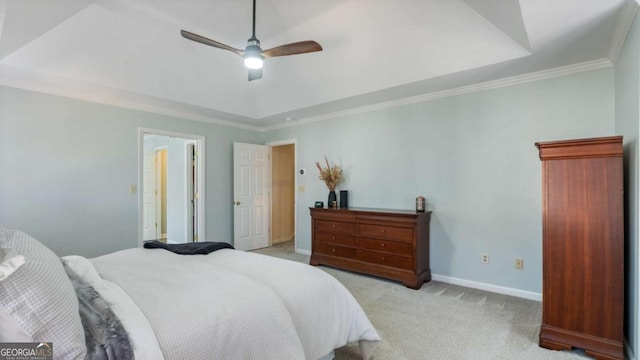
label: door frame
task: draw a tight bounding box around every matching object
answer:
[185,141,196,243]
[266,139,298,253]
[138,127,206,247]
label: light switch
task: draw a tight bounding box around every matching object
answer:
[129,185,137,194]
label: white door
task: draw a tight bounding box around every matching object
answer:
[233,143,270,251]
[142,143,157,240]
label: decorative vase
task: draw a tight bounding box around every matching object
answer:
[328,190,337,208]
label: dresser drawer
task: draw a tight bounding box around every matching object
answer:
[314,232,357,247]
[358,224,413,242]
[315,243,357,258]
[358,238,412,256]
[311,209,356,222]
[315,219,356,235]
[357,249,413,270]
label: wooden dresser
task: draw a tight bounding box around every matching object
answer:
[536,136,624,360]
[309,207,431,289]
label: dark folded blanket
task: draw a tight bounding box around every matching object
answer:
[143,240,234,255]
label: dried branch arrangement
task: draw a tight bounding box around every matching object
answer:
[315,156,343,191]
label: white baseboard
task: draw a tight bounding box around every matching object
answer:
[431,274,542,301]
[296,248,311,256]
[626,337,636,360]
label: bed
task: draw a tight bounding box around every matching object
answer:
[0,226,380,360]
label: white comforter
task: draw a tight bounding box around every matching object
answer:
[63,248,379,360]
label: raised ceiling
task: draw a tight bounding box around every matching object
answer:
[0,0,635,130]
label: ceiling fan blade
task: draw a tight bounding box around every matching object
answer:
[261,41,322,59]
[248,68,263,81]
[181,30,245,57]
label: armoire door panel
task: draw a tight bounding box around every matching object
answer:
[536,136,623,360]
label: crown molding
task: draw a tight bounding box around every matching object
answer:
[609,0,639,64]
[0,57,614,134]
[262,58,613,132]
[0,66,261,132]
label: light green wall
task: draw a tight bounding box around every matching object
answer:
[262,68,616,294]
[615,11,640,359]
[0,86,260,257]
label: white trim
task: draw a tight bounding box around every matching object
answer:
[266,139,298,146]
[138,127,206,247]
[625,337,636,360]
[266,139,298,253]
[296,249,311,256]
[262,58,612,132]
[1,58,614,133]
[0,65,260,132]
[609,0,639,64]
[431,274,542,301]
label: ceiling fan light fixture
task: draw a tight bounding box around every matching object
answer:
[244,54,264,69]
[244,41,263,69]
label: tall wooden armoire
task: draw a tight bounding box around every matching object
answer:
[535,136,624,360]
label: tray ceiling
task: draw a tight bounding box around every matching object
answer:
[0,0,633,129]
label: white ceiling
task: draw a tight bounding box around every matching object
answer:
[0,0,635,130]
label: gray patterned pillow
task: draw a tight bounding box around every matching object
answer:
[0,229,87,360]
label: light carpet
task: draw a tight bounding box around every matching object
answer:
[254,242,592,360]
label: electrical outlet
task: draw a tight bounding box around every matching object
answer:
[481,253,489,264]
[515,258,524,270]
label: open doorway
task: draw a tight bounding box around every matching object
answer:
[139,128,205,246]
[268,140,297,252]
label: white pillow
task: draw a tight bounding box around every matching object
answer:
[0,247,26,281]
[0,228,87,360]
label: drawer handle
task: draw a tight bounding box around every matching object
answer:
[381,256,385,261]
[381,243,385,247]
[332,236,336,240]
[332,224,336,228]
[381,229,385,233]
[332,248,336,253]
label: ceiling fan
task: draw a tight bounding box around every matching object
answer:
[181,0,323,81]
